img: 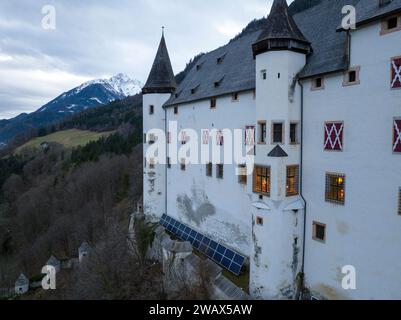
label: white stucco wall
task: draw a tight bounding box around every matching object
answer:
[303,21,401,299]
[165,91,256,255]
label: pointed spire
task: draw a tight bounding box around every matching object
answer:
[143,29,176,94]
[252,0,311,56]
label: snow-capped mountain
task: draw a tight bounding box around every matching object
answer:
[0,74,143,143]
[38,74,142,114]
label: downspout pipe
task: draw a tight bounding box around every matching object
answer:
[298,78,307,299]
[163,106,168,215]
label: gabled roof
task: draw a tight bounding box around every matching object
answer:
[252,0,311,56]
[143,33,176,94]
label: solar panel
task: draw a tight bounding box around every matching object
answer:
[160,214,246,276]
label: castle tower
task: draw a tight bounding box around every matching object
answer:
[143,30,176,221]
[249,0,311,299]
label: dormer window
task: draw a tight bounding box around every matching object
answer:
[343,66,360,86]
[191,85,200,94]
[217,53,226,64]
[214,77,224,88]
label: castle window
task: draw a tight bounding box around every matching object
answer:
[210,98,217,109]
[272,122,284,144]
[343,66,360,86]
[325,173,345,205]
[286,165,299,196]
[398,188,401,215]
[180,159,186,171]
[232,92,239,101]
[290,122,299,144]
[311,77,324,90]
[387,17,398,29]
[216,164,224,179]
[174,106,178,115]
[381,15,401,35]
[391,57,401,89]
[149,105,154,115]
[324,122,344,151]
[144,157,146,168]
[238,164,247,185]
[258,121,266,144]
[253,165,271,196]
[167,157,171,169]
[393,118,401,153]
[206,163,213,177]
[256,216,263,226]
[149,158,155,169]
[313,221,326,243]
[261,70,267,80]
[143,133,147,143]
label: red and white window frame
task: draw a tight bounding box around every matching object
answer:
[324,121,344,152]
[201,129,209,145]
[216,130,224,146]
[391,56,401,89]
[393,118,401,153]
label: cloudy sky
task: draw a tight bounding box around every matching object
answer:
[0,0,293,119]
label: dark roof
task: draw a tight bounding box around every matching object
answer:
[296,0,360,78]
[252,0,311,56]
[355,0,401,27]
[143,33,176,94]
[165,31,259,106]
[268,145,288,157]
[165,0,401,107]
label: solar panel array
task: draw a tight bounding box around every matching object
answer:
[160,214,246,276]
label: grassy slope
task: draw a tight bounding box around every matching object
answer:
[15,129,113,153]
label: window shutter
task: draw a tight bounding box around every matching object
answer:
[216,130,224,146]
[202,129,209,145]
[393,120,401,153]
[245,126,255,146]
[391,58,401,89]
[324,122,344,151]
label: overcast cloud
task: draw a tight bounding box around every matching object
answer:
[0,0,293,119]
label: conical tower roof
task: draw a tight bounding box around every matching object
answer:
[143,31,176,94]
[252,0,311,56]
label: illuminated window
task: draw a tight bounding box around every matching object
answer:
[313,221,326,243]
[286,165,299,197]
[253,165,271,196]
[325,173,345,205]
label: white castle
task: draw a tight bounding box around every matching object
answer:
[142,0,401,300]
